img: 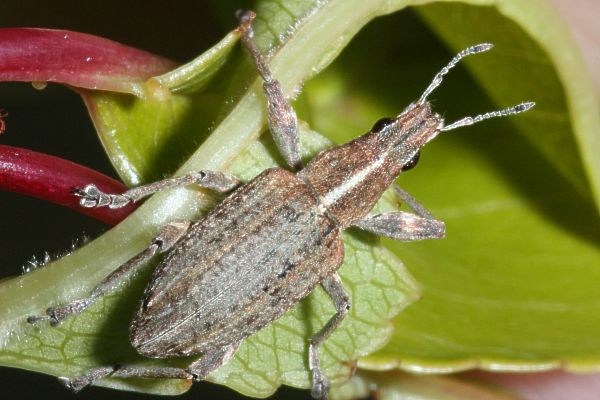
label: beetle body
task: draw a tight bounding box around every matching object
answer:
[131,167,343,357]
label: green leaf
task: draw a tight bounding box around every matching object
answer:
[80,29,241,185]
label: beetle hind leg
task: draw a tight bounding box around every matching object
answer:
[58,343,241,392]
[60,365,194,392]
[27,221,191,326]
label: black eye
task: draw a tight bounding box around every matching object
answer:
[401,151,420,172]
[371,117,395,133]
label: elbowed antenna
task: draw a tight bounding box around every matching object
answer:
[417,43,493,105]
[441,101,535,132]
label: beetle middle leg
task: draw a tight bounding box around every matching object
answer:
[309,273,351,400]
[27,220,191,326]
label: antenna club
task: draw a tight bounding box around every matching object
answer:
[440,100,536,132]
[469,43,494,54]
[516,101,536,112]
[418,43,496,104]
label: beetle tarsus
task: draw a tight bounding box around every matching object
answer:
[75,170,241,209]
[59,366,116,392]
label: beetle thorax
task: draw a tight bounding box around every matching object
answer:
[298,103,442,227]
[297,136,404,227]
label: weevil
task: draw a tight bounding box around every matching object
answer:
[27,11,534,400]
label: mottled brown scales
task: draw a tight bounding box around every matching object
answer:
[131,168,343,358]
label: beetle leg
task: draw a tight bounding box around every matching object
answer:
[27,221,191,326]
[309,273,351,400]
[187,342,242,381]
[59,366,116,392]
[353,211,445,241]
[60,365,194,392]
[238,11,301,170]
[392,184,436,220]
[59,343,239,393]
[353,184,445,241]
[75,170,241,209]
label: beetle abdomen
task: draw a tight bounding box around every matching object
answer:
[130,168,344,358]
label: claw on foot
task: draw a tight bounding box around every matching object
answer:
[58,376,81,392]
[311,368,330,399]
[235,9,256,34]
[26,307,62,326]
[74,184,107,208]
[74,184,130,209]
[27,300,90,326]
[26,314,50,324]
[59,366,116,392]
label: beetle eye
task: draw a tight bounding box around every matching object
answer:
[401,151,420,172]
[371,117,395,133]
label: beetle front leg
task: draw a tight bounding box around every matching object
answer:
[353,211,445,241]
[75,170,241,209]
[309,273,351,400]
[238,11,301,170]
[27,221,191,326]
[353,185,445,241]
